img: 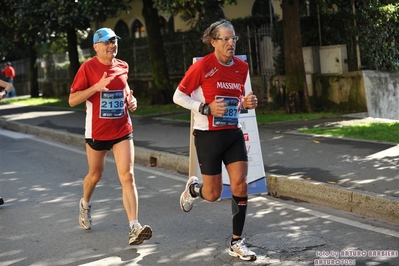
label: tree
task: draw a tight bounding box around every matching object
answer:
[142,0,174,104]
[0,0,48,97]
[0,0,132,97]
[281,0,312,113]
[40,0,132,77]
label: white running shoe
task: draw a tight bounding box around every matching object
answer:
[180,176,199,212]
[229,238,257,261]
[79,198,92,230]
[129,224,153,245]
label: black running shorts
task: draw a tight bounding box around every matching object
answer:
[193,128,248,175]
[85,132,133,151]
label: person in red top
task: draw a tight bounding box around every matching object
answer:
[69,28,152,245]
[1,62,16,97]
[173,19,258,261]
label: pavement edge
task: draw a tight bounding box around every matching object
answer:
[1,118,398,224]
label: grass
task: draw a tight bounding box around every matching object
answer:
[1,96,344,124]
[0,96,183,116]
[2,96,74,108]
[298,122,399,143]
[6,95,394,143]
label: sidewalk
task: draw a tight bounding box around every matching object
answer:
[0,103,398,223]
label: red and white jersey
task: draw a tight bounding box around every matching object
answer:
[70,57,132,140]
[177,53,248,131]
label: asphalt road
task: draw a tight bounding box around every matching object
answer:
[1,129,399,265]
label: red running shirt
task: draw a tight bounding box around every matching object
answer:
[70,57,132,140]
[177,53,248,131]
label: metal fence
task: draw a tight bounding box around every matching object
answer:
[9,25,277,97]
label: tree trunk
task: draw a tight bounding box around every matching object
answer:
[29,44,39,97]
[66,27,81,78]
[142,0,173,104]
[282,0,312,113]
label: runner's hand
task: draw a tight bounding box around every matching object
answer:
[0,90,6,100]
[127,90,137,112]
[244,91,258,109]
[96,72,114,92]
[210,97,227,117]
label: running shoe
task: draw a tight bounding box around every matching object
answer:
[180,176,199,212]
[229,238,257,261]
[79,198,92,230]
[129,224,153,245]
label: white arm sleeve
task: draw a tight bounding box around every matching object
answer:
[173,89,202,113]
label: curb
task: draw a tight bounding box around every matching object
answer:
[266,175,399,224]
[1,118,398,224]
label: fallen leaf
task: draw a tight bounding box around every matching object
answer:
[313,140,320,144]
[327,181,337,184]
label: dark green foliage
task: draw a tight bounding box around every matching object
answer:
[273,1,399,74]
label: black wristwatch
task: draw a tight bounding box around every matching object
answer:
[200,103,210,115]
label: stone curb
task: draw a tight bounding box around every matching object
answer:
[1,118,398,224]
[0,119,189,173]
[266,175,399,224]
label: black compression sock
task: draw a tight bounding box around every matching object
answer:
[232,195,248,237]
[189,183,202,198]
[231,237,242,246]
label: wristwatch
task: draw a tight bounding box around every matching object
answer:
[200,103,210,115]
[3,90,7,95]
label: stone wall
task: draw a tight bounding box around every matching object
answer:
[363,70,399,120]
[270,71,368,112]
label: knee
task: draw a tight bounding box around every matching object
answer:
[230,179,248,195]
[120,172,134,185]
[204,191,221,202]
[87,172,102,184]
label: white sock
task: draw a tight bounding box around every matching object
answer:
[82,200,91,208]
[129,220,140,229]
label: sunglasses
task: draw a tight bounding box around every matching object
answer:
[96,38,118,46]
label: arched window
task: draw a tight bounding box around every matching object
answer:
[115,20,130,39]
[132,19,146,38]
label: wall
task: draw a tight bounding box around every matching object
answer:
[363,70,399,120]
[270,71,368,112]
[313,71,367,111]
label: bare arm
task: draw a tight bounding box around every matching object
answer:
[0,80,14,100]
[69,72,114,107]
